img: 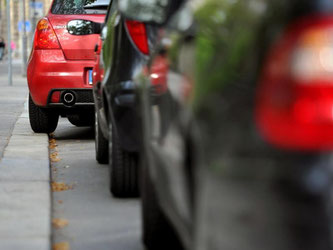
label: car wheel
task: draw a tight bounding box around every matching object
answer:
[67,114,94,127]
[95,108,108,164]
[142,163,184,250]
[28,94,59,133]
[109,126,139,197]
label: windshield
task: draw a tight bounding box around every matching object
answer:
[51,0,110,14]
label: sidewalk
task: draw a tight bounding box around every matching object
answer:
[0,74,27,158]
[0,74,51,250]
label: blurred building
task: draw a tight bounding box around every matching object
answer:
[0,0,52,58]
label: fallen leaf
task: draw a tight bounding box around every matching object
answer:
[51,158,61,163]
[50,152,61,162]
[49,138,56,144]
[50,152,58,157]
[51,182,72,192]
[58,200,63,204]
[53,242,70,250]
[49,138,58,149]
[52,218,69,229]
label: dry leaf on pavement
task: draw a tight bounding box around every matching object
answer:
[49,138,57,145]
[53,242,70,250]
[52,218,69,229]
[51,182,72,192]
[51,152,58,157]
[50,152,61,162]
[49,139,58,149]
[51,157,61,163]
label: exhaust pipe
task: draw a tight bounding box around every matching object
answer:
[61,91,76,106]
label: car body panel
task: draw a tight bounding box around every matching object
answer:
[138,0,333,249]
[28,49,95,106]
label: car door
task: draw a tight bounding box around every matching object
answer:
[142,2,197,243]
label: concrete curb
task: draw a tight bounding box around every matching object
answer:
[0,98,51,250]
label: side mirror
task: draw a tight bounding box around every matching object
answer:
[118,0,179,24]
[67,20,103,35]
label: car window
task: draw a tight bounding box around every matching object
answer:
[51,0,111,15]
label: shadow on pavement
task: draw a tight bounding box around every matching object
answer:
[52,118,94,140]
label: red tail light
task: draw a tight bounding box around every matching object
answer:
[125,20,149,55]
[34,18,60,50]
[256,15,333,150]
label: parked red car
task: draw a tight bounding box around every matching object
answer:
[27,0,109,133]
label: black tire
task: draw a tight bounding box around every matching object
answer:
[67,114,94,127]
[109,126,139,197]
[29,95,59,133]
[95,108,108,164]
[142,163,184,250]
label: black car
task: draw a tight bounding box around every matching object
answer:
[92,0,158,197]
[120,0,333,249]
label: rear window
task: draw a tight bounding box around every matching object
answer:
[51,0,110,15]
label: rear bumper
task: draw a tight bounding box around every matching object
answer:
[47,88,94,107]
[27,49,95,107]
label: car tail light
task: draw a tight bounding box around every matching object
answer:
[34,18,60,50]
[125,20,149,55]
[291,28,333,83]
[256,15,333,150]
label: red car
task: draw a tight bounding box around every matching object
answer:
[27,0,109,133]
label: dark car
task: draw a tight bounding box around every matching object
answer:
[27,0,110,133]
[120,0,333,249]
[92,0,159,197]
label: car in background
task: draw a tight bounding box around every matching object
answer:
[92,0,158,197]
[120,0,333,249]
[27,0,110,133]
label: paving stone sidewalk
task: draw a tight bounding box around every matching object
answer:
[0,74,51,250]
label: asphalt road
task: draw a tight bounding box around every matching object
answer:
[51,118,143,250]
